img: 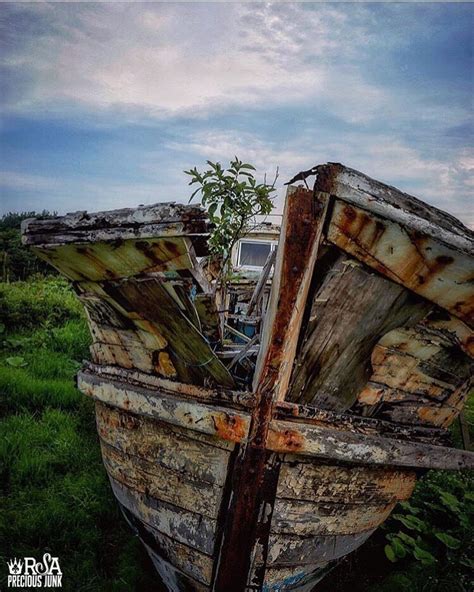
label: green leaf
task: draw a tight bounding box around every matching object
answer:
[459,556,474,569]
[391,537,407,558]
[439,491,460,511]
[435,532,461,549]
[396,532,417,547]
[5,356,27,367]
[393,514,427,532]
[384,544,397,563]
[413,546,436,565]
[0,322,5,334]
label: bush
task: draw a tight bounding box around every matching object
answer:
[381,470,474,590]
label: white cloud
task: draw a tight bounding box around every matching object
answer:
[2,3,393,122]
[168,128,474,227]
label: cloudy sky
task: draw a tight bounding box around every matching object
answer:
[1,2,473,226]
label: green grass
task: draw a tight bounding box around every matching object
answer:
[0,278,157,591]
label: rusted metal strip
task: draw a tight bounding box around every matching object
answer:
[212,188,330,591]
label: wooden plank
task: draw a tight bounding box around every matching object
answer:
[288,249,432,408]
[261,563,329,592]
[122,508,214,585]
[382,376,472,428]
[272,499,396,536]
[274,400,448,445]
[213,188,330,592]
[247,249,276,317]
[267,418,474,470]
[21,202,209,243]
[31,236,195,281]
[267,530,374,566]
[101,277,234,387]
[87,362,253,410]
[277,461,416,504]
[419,312,474,358]
[194,294,221,345]
[110,477,216,555]
[254,188,330,399]
[326,199,473,326]
[95,403,233,482]
[314,163,473,253]
[100,441,223,519]
[79,371,250,443]
[144,542,209,592]
[356,322,473,428]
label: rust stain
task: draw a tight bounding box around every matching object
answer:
[214,413,247,443]
[153,350,177,378]
[267,427,304,451]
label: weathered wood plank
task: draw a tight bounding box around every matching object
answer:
[326,199,473,326]
[261,563,329,592]
[21,201,209,242]
[123,508,214,585]
[314,163,473,253]
[267,419,474,470]
[267,530,374,566]
[271,499,396,536]
[254,188,330,399]
[95,404,232,484]
[100,441,224,519]
[87,362,253,410]
[144,542,209,592]
[110,477,216,555]
[100,277,234,387]
[79,371,250,443]
[31,236,195,281]
[277,461,416,504]
[247,248,276,317]
[288,249,432,408]
[356,322,473,428]
[194,294,221,345]
[274,400,448,445]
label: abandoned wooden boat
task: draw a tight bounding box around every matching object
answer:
[22,163,474,592]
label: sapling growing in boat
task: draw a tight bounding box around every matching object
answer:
[184,157,278,288]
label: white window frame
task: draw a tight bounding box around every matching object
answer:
[236,239,278,271]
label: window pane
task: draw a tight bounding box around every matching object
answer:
[239,242,271,267]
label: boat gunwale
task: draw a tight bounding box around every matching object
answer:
[78,365,474,471]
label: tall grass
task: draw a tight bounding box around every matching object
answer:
[0,277,156,591]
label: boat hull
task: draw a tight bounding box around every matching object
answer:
[95,400,417,591]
